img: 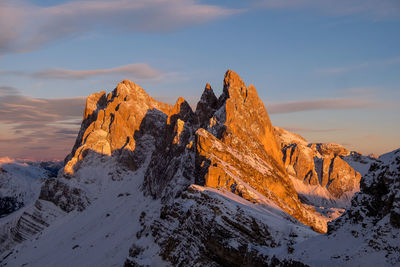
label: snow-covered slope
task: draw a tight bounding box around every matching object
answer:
[342,151,380,176]
[0,165,166,267]
[289,148,400,266]
[0,158,61,217]
[1,171,316,267]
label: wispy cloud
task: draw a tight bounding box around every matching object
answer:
[280,126,345,133]
[257,0,400,19]
[267,98,379,114]
[316,56,400,75]
[0,86,85,159]
[0,0,241,55]
[0,63,164,80]
[0,86,20,96]
[31,63,162,80]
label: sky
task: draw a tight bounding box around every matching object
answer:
[0,0,399,160]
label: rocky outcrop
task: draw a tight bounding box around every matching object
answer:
[274,127,361,207]
[142,97,196,202]
[194,71,325,232]
[194,83,218,128]
[64,80,172,176]
[0,197,23,217]
[331,148,400,231]
[212,71,284,165]
[127,185,315,267]
[39,178,89,212]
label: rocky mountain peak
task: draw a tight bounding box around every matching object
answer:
[216,70,283,170]
[63,79,172,175]
[169,97,194,124]
[223,69,246,93]
[113,80,144,98]
[194,71,326,232]
[194,83,218,127]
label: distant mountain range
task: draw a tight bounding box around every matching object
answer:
[0,71,398,266]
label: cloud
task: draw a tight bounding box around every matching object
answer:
[316,56,400,75]
[0,86,20,96]
[279,126,344,133]
[267,98,379,114]
[0,62,165,81]
[31,63,162,80]
[0,0,241,55]
[0,86,85,159]
[0,95,85,125]
[316,63,369,75]
[257,0,400,19]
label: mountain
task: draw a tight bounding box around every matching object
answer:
[0,71,398,266]
[55,70,324,232]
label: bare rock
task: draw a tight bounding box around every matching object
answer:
[275,127,361,206]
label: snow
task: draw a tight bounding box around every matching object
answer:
[0,159,61,213]
[1,165,166,267]
[379,148,400,165]
[286,147,400,266]
[289,175,350,208]
[342,152,379,177]
[289,219,400,266]
[273,126,308,146]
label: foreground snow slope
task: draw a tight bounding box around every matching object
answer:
[289,148,400,266]
[1,163,316,267]
[1,165,166,267]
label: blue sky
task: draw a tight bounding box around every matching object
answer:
[0,0,399,159]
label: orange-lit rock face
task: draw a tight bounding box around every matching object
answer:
[196,129,326,233]
[195,71,325,232]
[217,71,284,169]
[275,126,361,200]
[64,80,172,175]
[314,153,361,198]
[201,71,289,198]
